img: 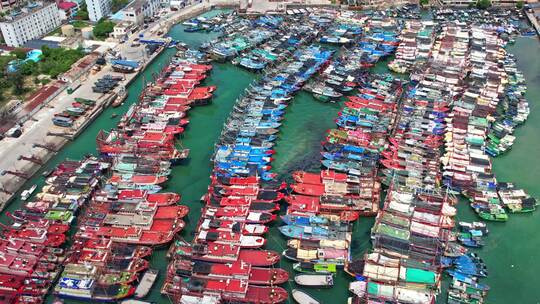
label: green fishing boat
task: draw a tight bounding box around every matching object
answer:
[477,211,508,222]
[293,262,337,274]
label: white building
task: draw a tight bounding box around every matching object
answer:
[114,0,160,26]
[112,21,135,39]
[169,0,191,9]
[0,1,61,47]
[86,0,112,21]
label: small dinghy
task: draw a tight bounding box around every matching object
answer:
[294,274,334,287]
[292,289,320,304]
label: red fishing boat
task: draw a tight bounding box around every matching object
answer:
[183,260,289,285]
[212,175,260,186]
[196,230,266,248]
[204,207,276,224]
[181,278,288,303]
[109,174,167,185]
[291,183,326,197]
[176,240,280,266]
[199,218,268,235]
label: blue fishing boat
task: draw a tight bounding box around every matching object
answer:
[281,214,329,226]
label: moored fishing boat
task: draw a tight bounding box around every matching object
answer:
[20,184,37,201]
[292,289,321,304]
[294,274,334,288]
[180,277,288,303]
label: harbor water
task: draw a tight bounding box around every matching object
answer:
[5,9,538,304]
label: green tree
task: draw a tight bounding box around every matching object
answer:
[12,48,27,60]
[93,19,115,39]
[20,60,38,76]
[476,0,491,9]
[41,45,51,58]
[111,0,129,13]
[420,0,429,6]
[76,3,89,20]
[516,0,524,9]
[36,47,85,77]
[9,72,25,95]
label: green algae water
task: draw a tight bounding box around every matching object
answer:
[4,9,539,304]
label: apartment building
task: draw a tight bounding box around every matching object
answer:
[0,1,61,47]
[85,0,111,21]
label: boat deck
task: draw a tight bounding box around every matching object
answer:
[134,270,158,298]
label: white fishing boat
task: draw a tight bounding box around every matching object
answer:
[294,274,334,287]
[134,269,158,298]
[20,184,37,201]
[292,289,320,304]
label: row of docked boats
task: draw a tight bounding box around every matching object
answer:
[305,23,398,102]
[161,32,336,302]
[279,31,405,300]
[0,157,106,304]
[388,20,435,74]
[182,11,237,33]
[484,55,529,157]
[440,25,536,221]
[357,17,400,67]
[290,72,405,222]
[304,17,400,103]
[348,20,494,304]
[215,45,333,181]
[233,21,317,72]
[318,17,362,45]
[51,51,217,302]
[205,23,275,62]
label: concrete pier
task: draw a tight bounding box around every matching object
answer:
[525,11,540,37]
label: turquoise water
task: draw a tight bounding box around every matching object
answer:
[3,10,539,304]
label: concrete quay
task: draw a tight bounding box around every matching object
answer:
[525,11,540,37]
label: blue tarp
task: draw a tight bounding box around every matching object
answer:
[111,59,140,68]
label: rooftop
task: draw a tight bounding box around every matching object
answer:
[1,1,55,23]
[58,1,77,10]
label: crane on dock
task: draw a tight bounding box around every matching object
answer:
[46,132,71,139]
[17,155,43,165]
[0,170,30,179]
[33,143,59,152]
